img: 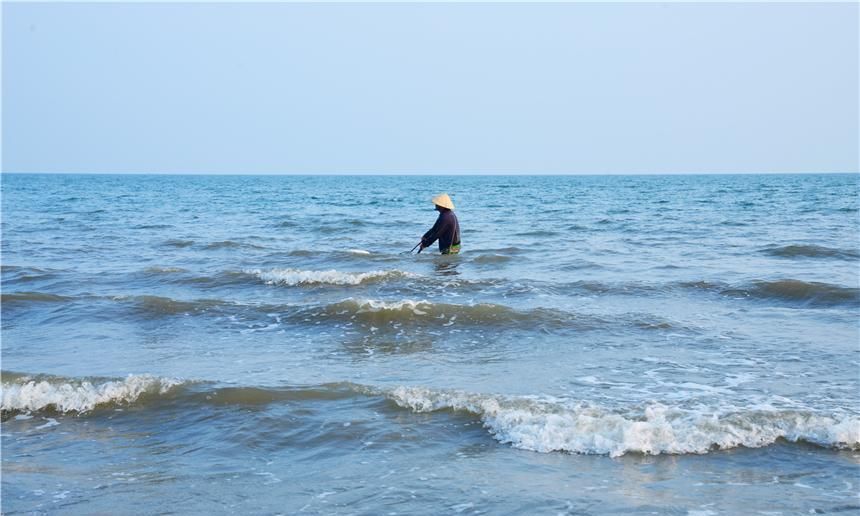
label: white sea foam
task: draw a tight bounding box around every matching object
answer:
[144,266,188,274]
[248,268,409,286]
[1,375,184,413]
[349,298,432,314]
[383,386,860,457]
[35,418,60,430]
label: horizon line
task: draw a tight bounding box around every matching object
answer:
[2,171,857,177]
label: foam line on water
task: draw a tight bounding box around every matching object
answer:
[247,268,412,286]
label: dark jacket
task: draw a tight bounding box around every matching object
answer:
[422,209,460,253]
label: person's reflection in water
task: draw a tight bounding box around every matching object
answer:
[434,257,461,276]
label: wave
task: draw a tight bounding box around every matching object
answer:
[158,259,466,288]
[1,292,72,304]
[307,298,583,329]
[127,295,226,317]
[205,240,242,249]
[467,247,530,255]
[1,265,53,274]
[762,244,860,260]
[380,387,860,457]
[1,265,59,284]
[143,266,189,274]
[0,373,365,417]
[316,224,351,234]
[0,290,683,333]
[115,296,660,332]
[4,373,856,456]
[332,249,401,262]
[152,266,516,291]
[247,268,412,286]
[162,238,194,248]
[140,265,412,289]
[678,280,725,292]
[470,254,513,264]
[2,291,655,332]
[513,230,560,237]
[1,373,184,414]
[7,277,854,322]
[721,280,860,307]
[204,240,266,251]
[133,224,174,230]
[676,279,859,307]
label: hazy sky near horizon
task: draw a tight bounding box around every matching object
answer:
[3,2,858,174]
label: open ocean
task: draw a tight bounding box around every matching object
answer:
[2,173,859,515]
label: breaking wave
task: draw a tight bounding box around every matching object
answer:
[381,386,860,457]
[4,373,856,456]
[248,268,412,286]
[303,298,587,329]
[1,373,185,414]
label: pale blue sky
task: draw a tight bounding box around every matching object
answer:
[2,2,858,174]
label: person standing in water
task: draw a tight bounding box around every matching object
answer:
[419,193,461,255]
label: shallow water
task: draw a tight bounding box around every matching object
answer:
[2,173,859,514]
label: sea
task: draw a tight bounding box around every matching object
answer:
[1,173,858,515]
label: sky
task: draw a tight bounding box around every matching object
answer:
[2,1,858,174]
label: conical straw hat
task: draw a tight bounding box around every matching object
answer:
[431,193,455,210]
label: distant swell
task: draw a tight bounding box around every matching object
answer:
[133,224,173,230]
[248,268,412,286]
[204,240,265,250]
[162,239,194,248]
[1,265,58,284]
[762,244,860,260]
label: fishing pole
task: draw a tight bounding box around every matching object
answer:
[406,242,421,254]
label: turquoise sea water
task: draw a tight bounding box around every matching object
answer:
[2,173,859,514]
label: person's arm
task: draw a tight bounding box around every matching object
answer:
[421,214,447,248]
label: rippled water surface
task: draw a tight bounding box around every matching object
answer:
[2,173,859,514]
